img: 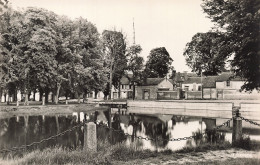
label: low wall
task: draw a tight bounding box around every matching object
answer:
[240,103,260,121]
[127,100,233,118]
[135,86,157,100]
[186,91,202,99]
[223,94,260,100]
[157,91,178,100]
[203,88,217,99]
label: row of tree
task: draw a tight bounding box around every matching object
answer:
[0,5,174,104]
[184,0,260,91]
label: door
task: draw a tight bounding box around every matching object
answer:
[143,89,150,100]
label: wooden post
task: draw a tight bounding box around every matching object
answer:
[232,111,242,145]
[65,100,68,105]
[84,122,97,152]
[16,100,19,106]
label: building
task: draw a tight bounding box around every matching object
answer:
[135,78,173,100]
[111,74,134,99]
[182,77,202,91]
[215,72,260,100]
[202,76,218,99]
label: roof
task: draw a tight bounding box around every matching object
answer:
[140,78,165,86]
[215,72,244,82]
[182,77,202,84]
[202,76,218,88]
[174,72,199,82]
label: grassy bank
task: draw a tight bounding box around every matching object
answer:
[1,140,259,165]
[0,103,108,119]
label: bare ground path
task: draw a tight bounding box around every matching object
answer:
[113,149,260,165]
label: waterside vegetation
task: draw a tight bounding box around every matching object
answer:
[1,136,259,165]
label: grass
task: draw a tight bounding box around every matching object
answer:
[1,132,259,165]
[2,139,259,165]
[176,141,232,153]
[0,140,155,165]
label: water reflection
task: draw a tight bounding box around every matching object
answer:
[1,110,259,156]
[0,115,84,155]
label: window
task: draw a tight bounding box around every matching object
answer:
[226,81,230,87]
[129,85,132,89]
[121,85,124,89]
[198,86,202,91]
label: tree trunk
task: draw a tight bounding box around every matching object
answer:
[133,83,136,100]
[55,84,61,104]
[109,57,114,100]
[45,89,49,104]
[94,89,98,99]
[7,93,10,105]
[39,88,44,102]
[39,90,43,101]
[118,83,121,99]
[77,92,81,104]
[24,90,29,106]
[33,91,36,101]
[14,89,17,102]
[109,70,113,100]
[28,92,31,101]
[0,88,2,103]
[42,93,45,105]
[51,93,54,103]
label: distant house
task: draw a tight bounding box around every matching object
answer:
[111,74,134,99]
[135,78,173,100]
[182,77,202,91]
[202,76,218,99]
[215,72,260,100]
[174,71,197,88]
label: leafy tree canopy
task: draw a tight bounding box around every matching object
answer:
[144,47,173,78]
[201,0,260,91]
[102,30,127,93]
[184,32,228,76]
[126,44,144,83]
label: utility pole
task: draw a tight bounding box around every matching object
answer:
[132,18,136,100]
[133,18,135,45]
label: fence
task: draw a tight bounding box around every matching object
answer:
[0,109,259,155]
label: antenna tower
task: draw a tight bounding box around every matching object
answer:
[133,18,135,45]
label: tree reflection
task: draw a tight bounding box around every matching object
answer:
[128,114,170,148]
[0,115,84,157]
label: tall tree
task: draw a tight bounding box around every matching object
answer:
[126,44,144,99]
[201,0,260,90]
[183,32,228,76]
[73,18,107,100]
[102,30,127,99]
[144,47,173,78]
[1,7,59,105]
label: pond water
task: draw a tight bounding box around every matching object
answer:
[0,109,259,155]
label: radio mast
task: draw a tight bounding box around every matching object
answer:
[133,18,135,45]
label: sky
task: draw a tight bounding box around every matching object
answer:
[9,0,214,72]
